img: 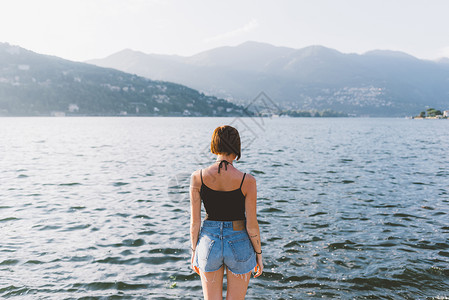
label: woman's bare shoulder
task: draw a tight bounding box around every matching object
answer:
[244,173,256,182]
[191,168,201,176]
[242,172,256,188]
[190,169,202,184]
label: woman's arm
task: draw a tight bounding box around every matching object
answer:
[244,174,264,277]
[190,170,202,251]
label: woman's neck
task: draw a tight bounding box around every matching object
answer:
[216,154,235,164]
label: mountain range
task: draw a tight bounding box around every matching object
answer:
[88,41,449,116]
[0,43,244,116]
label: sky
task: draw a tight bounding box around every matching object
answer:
[1,0,449,62]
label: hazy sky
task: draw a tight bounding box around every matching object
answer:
[1,0,449,62]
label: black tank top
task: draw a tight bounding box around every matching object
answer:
[200,165,246,221]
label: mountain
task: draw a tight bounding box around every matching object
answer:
[87,41,449,116]
[437,57,449,64]
[0,43,245,116]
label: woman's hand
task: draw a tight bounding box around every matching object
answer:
[254,254,264,278]
[191,251,200,275]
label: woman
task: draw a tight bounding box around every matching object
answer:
[190,125,263,299]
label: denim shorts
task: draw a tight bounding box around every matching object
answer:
[193,220,257,274]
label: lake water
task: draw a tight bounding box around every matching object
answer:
[0,117,448,299]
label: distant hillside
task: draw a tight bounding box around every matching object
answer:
[0,43,245,116]
[88,41,449,116]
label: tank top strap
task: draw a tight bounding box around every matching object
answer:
[240,173,246,189]
[200,169,203,185]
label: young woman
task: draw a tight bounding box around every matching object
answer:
[190,125,263,299]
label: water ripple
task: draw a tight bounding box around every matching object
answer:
[1,117,448,299]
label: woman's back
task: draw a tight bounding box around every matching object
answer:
[200,161,246,221]
[201,161,245,191]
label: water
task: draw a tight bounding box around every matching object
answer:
[0,117,448,299]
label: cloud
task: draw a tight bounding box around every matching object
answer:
[204,19,259,44]
[436,46,449,58]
